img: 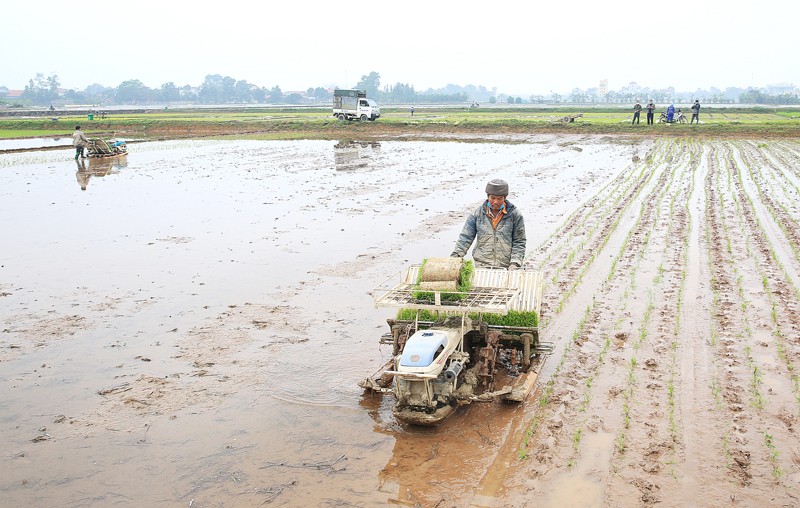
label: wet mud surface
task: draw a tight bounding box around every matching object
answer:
[2,135,799,506]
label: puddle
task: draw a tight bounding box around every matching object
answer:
[0,136,639,505]
[0,137,73,150]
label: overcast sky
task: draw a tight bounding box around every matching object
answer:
[4,0,798,96]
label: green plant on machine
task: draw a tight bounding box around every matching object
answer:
[397,309,538,330]
[477,310,538,328]
[396,308,439,321]
[411,259,473,302]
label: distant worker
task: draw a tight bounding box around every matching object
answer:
[646,100,656,125]
[666,104,675,123]
[632,101,642,125]
[72,125,89,160]
[410,106,414,116]
[691,100,701,124]
[451,179,526,269]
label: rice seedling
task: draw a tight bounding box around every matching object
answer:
[764,432,785,479]
[572,428,582,453]
[744,346,766,409]
[616,432,626,454]
[722,431,732,468]
[711,378,723,408]
[411,259,473,302]
[519,301,591,458]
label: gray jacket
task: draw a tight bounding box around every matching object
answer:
[72,130,89,147]
[451,200,526,268]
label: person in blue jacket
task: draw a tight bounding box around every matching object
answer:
[666,104,676,123]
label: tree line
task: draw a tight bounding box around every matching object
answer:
[5,71,798,107]
[9,72,470,107]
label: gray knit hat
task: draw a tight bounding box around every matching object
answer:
[485,178,509,197]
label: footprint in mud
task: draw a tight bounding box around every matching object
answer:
[631,477,661,505]
[729,449,752,485]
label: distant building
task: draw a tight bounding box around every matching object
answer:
[621,81,642,94]
[599,79,608,97]
[765,82,796,95]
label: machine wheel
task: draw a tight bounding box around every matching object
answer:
[360,114,368,122]
[337,114,346,122]
[679,116,687,124]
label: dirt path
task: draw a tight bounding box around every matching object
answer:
[2,135,799,506]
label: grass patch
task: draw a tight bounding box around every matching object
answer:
[474,309,538,328]
[395,308,441,321]
[2,106,800,140]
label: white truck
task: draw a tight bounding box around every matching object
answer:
[333,89,380,122]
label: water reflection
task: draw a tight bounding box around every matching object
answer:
[360,392,452,506]
[74,155,127,191]
[75,160,91,191]
[334,140,381,171]
[361,387,514,506]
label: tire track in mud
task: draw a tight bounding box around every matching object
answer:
[634,140,799,504]
[689,141,797,502]
[600,140,697,505]
[577,141,695,505]
[497,139,697,505]
[728,143,800,411]
[529,144,652,270]
[736,140,800,288]
[702,142,759,489]
[530,146,661,324]
[498,139,800,507]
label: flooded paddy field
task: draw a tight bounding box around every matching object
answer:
[2,134,800,506]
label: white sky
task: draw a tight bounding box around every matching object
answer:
[3,0,798,96]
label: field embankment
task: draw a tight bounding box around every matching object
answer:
[0,106,798,142]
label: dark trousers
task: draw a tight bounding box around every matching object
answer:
[74,145,85,159]
[646,111,654,124]
[691,114,699,124]
[632,111,640,124]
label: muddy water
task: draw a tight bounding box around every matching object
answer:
[0,136,641,506]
